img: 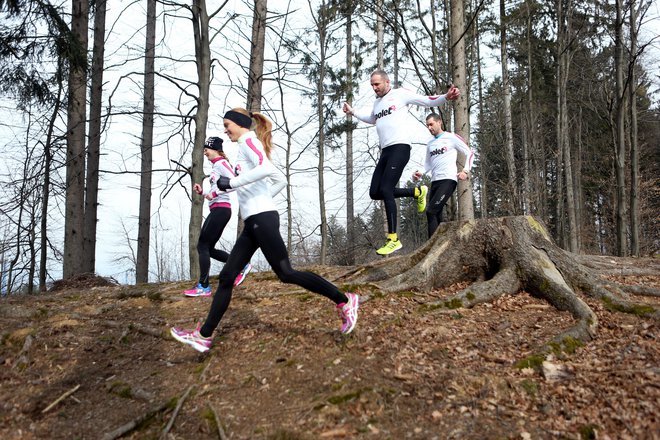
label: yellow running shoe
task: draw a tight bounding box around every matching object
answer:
[376,238,402,255]
[416,185,428,213]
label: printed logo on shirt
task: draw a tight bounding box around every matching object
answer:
[430,146,448,156]
[374,105,396,120]
[235,164,242,175]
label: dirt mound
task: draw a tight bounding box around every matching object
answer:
[49,272,120,292]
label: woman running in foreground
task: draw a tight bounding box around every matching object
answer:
[171,108,359,353]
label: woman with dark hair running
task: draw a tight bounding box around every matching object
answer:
[413,113,474,238]
[171,108,359,353]
[343,69,460,255]
[182,136,251,297]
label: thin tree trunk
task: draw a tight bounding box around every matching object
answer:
[376,0,384,69]
[499,0,518,215]
[247,0,267,112]
[474,5,487,217]
[451,0,474,221]
[63,0,89,279]
[614,0,628,256]
[83,0,106,274]
[345,3,355,265]
[315,1,329,264]
[556,0,578,252]
[40,76,63,291]
[189,0,212,279]
[136,0,156,283]
[628,0,639,256]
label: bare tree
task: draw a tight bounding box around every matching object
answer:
[498,0,519,215]
[247,0,267,112]
[614,0,628,256]
[450,0,474,221]
[63,0,89,278]
[83,0,107,274]
[136,0,156,283]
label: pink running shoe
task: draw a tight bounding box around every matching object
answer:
[170,324,212,353]
[233,263,252,286]
[183,283,212,297]
[336,292,359,334]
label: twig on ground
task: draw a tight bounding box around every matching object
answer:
[160,385,194,439]
[42,384,81,413]
[101,401,171,440]
[209,404,229,440]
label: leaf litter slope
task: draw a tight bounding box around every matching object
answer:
[0,267,658,439]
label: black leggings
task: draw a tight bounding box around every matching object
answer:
[370,144,415,234]
[197,207,231,286]
[426,179,457,238]
[200,211,347,337]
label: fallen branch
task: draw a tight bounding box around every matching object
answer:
[42,384,81,413]
[209,404,229,440]
[160,385,194,439]
[101,400,171,440]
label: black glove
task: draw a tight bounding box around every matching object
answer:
[217,176,232,191]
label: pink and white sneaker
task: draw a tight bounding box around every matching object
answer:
[183,283,212,297]
[233,263,252,286]
[336,292,359,334]
[170,323,212,353]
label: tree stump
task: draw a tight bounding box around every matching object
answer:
[341,216,659,352]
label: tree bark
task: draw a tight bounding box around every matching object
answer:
[188,0,212,280]
[136,0,156,284]
[614,0,628,256]
[499,0,519,215]
[83,0,106,274]
[63,0,89,279]
[628,0,639,256]
[345,2,355,265]
[247,0,267,113]
[450,0,474,221]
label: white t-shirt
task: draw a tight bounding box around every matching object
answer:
[352,87,448,148]
[423,131,474,182]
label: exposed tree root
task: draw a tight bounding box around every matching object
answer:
[340,216,659,351]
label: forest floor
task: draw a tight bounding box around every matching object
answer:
[0,260,658,440]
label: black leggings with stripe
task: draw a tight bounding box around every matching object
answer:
[369,144,415,234]
[426,179,457,238]
[197,207,231,287]
[200,211,347,337]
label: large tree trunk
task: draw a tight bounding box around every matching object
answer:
[341,216,659,350]
[83,0,106,274]
[136,0,156,284]
[63,0,89,279]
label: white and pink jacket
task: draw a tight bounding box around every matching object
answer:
[228,131,287,219]
[204,157,235,210]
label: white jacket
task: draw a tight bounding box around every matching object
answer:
[228,131,287,219]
